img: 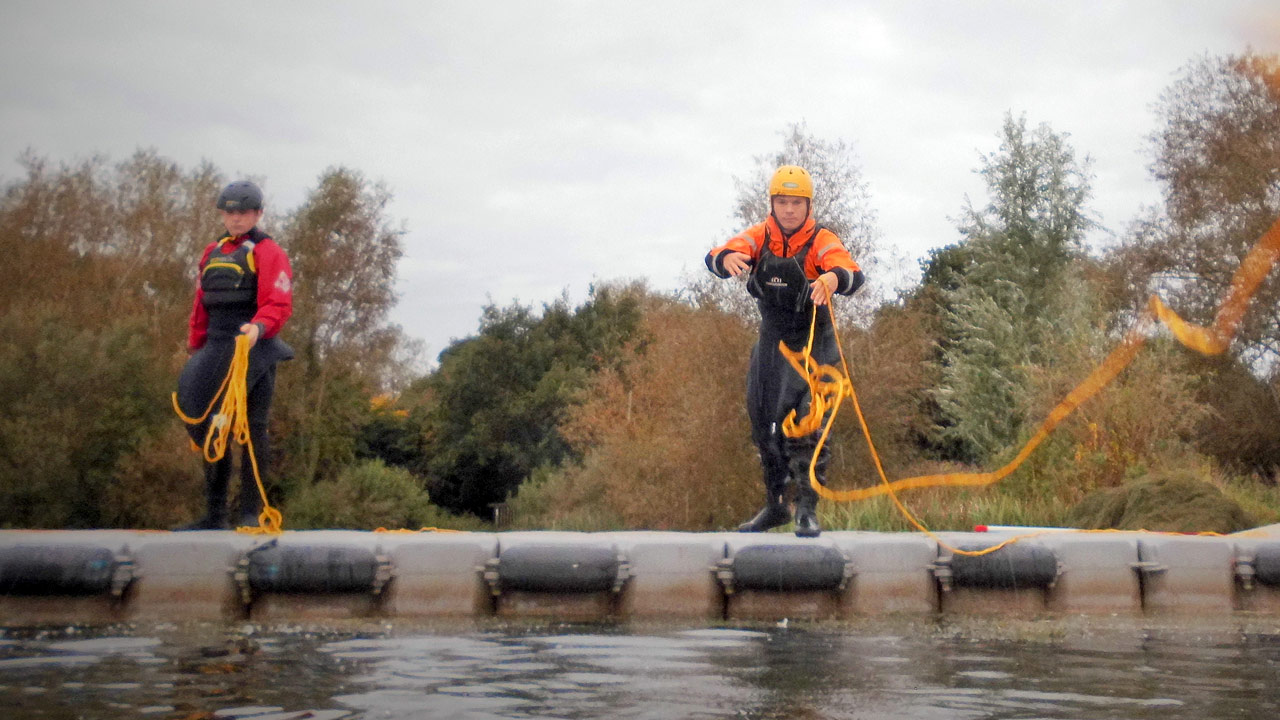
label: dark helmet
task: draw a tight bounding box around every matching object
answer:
[216,181,264,211]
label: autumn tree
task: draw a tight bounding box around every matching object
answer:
[272,167,407,488]
[1113,52,1280,477]
[0,151,225,527]
[1121,52,1280,364]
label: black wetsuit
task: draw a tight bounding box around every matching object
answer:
[177,230,293,526]
[745,230,838,505]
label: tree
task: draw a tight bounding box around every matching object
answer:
[271,168,408,487]
[696,123,882,323]
[0,151,223,527]
[416,284,644,517]
[1103,52,1280,478]
[925,113,1094,463]
[1121,52,1280,365]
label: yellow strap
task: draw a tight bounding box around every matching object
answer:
[172,334,284,535]
[781,216,1280,556]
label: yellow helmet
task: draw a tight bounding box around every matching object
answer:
[768,165,814,199]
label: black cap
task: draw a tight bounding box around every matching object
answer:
[216,181,264,211]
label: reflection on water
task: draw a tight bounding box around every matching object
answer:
[1,618,1279,719]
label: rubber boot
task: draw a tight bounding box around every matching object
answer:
[789,439,829,538]
[177,460,230,530]
[793,486,821,538]
[737,493,791,532]
[236,475,263,529]
[739,426,792,532]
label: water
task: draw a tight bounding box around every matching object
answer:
[2,617,1280,719]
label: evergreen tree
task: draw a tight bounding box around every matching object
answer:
[926,113,1093,463]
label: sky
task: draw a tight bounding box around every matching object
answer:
[2,1,1278,361]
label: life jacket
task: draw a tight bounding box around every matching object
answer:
[747,225,824,314]
[200,235,258,308]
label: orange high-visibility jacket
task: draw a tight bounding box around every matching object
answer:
[705,216,863,294]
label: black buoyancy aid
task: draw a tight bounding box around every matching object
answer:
[201,235,258,307]
[747,225,824,314]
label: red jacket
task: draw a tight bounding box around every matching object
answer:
[188,229,293,350]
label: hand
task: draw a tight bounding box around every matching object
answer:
[239,323,261,347]
[722,252,753,277]
[809,273,838,305]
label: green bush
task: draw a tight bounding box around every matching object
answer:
[284,459,480,530]
[1066,467,1255,533]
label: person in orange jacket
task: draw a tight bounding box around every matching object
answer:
[175,180,294,530]
[705,165,864,537]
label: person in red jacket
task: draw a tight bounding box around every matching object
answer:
[176,180,294,530]
[705,165,864,537]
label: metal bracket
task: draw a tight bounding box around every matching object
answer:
[371,550,394,596]
[480,557,503,597]
[611,552,632,594]
[1131,560,1167,577]
[110,549,135,598]
[233,538,278,606]
[836,557,856,592]
[713,558,736,595]
[930,555,954,593]
[1235,555,1257,591]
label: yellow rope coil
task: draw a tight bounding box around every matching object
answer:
[781,217,1280,556]
[172,334,284,535]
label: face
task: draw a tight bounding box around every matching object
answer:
[221,209,263,237]
[771,195,809,232]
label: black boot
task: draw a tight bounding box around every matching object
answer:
[236,477,263,528]
[737,497,791,532]
[739,431,792,532]
[793,486,821,538]
[789,438,829,538]
[235,440,266,528]
[176,460,230,530]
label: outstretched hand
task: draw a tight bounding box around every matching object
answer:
[722,252,753,277]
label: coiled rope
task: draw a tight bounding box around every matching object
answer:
[782,216,1280,556]
[172,333,284,535]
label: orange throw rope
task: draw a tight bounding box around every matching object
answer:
[781,217,1280,555]
[172,334,284,534]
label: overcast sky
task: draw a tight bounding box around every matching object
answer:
[2,1,1277,359]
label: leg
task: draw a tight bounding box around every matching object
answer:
[779,320,839,538]
[175,343,236,530]
[177,456,231,530]
[739,340,792,532]
[788,434,830,538]
[237,365,276,527]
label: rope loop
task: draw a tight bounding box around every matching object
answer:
[172,333,284,535]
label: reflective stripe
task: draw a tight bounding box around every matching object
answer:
[737,233,760,253]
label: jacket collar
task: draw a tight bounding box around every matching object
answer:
[765,216,816,253]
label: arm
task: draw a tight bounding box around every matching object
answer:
[704,226,763,278]
[808,230,865,304]
[247,238,294,341]
[187,244,216,351]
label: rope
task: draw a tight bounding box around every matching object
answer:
[172,333,284,535]
[782,216,1280,556]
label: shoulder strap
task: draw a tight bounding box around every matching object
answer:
[793,224,824,263]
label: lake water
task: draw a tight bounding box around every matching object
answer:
[2,617,1279,719]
